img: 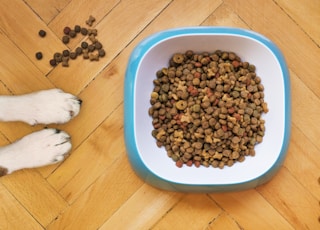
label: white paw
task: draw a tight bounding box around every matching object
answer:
[26,89,82,125]
[0,129,72,174]
[0,89,82,125]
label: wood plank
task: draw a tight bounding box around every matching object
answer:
[48,0,170,95]
[0,183,43,229]
[274,0,320,45]
[290,70,320,150]
[209,190,294,229]
[0,30,53,93]
[152,194,222,229]
[208,213,241,230]
[284,124,320,200]
[100,184,183,230]
[24,0,71,24]
[48,0,120,48]
[257,167,320,229]
[48,105,125,203]
[46,154,144,229]
[0,170,68,226]
[224,0,320,100]
[0,0,68,75]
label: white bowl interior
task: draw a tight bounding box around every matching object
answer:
[134,34,285,185]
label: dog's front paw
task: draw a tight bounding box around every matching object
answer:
[24,89,82,125]
[0,129,72,174]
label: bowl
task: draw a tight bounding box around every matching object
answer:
[124,27,291,192]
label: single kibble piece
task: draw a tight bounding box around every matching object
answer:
[35,52,43,60]
[80,28,88,35]
[62,56,69,67]
[75,47,83,55]
[81,41,88,49]
[63,26,71,35]
[69,30,76,38]
[49,59,57,67]
[74,25,81,33]
[62,49,70,57]
[86,15,96,26]
[88,44,95,52]
[98,49,106,57]
[89,34,97,43]
[89,53,99,61]
[38,30,46,37]
[69,52,77,59]
[95,42,103,50]
[62,35,70,44]
[83,49,89,59]
[88,29,97,36]
[53,52,62,62]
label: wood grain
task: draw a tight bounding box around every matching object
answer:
[0,0,319,229]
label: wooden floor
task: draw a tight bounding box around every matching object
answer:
[0,0,319,229]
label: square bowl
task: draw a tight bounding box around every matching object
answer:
[124,27,291,192]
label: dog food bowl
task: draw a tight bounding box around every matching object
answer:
[124,27,291,192]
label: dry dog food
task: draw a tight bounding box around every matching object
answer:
[149,50,268,169]
[35,52,43,60]
[36,16,106,67]
[38,30,46,37]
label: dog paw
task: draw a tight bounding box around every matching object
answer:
[0,88,82,125]
[0,129,72,173]
[26,89,82,125]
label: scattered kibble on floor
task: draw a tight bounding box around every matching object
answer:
[36,15,105,67]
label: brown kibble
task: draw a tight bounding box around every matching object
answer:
[175,160,183,168]
[83,49,89,59]
[149,50,267,169]
[172,53,184,64]
[175,100,188,110]
[89,53,99,61]
[98,49,106,57]
[86,15,96,26]
[80,27,88,35]
[69,30,76,38]
[62,35,70,44]
[63,27,71,35]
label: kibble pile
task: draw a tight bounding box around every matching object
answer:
[35,15,105,67]
[149,50,268,169]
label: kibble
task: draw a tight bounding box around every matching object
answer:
[35,52,43,60]
[62,50,70,57]
[69,30,76,38]
[49,59,57,66]
[149,50,268,169]
[80,27,88,35]
[62,35,70,44]
[89,53,99,61]
[88,44,95,52]
[81,41,89,49]
[86,15,96,27]
[63,26,71,35]
[69,52,77,59]
[74,25,81,33]
[37,16,105,67]
[38,30,46,37]
[98,49,106,57]
[75,47,83,55]
[53,52,62,63]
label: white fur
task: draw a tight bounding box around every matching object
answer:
[0,89,81,125]
[0,129,71,174]
[0,89,81,175]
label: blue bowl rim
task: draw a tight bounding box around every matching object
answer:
[124,26,291,192]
